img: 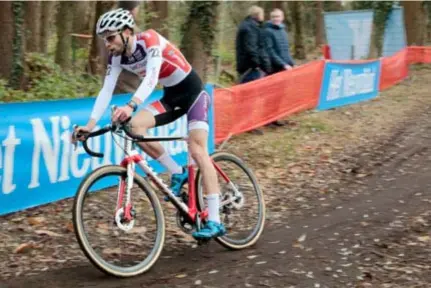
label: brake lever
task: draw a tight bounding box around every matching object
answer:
[72,124,78,151]
[71,124,90,151]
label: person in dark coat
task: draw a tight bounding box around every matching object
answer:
[264,8,295,74]
[235,5,272,135]
[235,5,272,84]
[263,8,295,127]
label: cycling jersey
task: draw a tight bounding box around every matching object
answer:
[90,29,192,123]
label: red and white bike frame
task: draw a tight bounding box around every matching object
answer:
[115,131,214,225]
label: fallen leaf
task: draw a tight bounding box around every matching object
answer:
[289,166,302,174]
[195,280,202,285]
[256,261,267,265]
[35,230,63,237]
[247,255,259,259]
[292,243,305,249]
[102,248,121,255]
[14,242,35,254]
[27,217,46,226]
[96,223,110,235]
[11,217,25,223]
[176,274,187,278]
[129,227,147,234]
[269,270,283,277]
[297,233,307,242]
[417,235,430,242]
[209,270,218,274]
[65,222,74,233]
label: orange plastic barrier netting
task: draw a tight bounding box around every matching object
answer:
[213,46,430,144]
[213,60,324,143]
[379,48,409,91]
[408,46,431,64]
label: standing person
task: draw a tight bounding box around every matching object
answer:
[235,5,271,84]
[264,8,295,74]
[264,8,295,127]
[235,5,271,135]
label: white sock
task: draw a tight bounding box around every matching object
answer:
[157,152,183,174]
[207,194,221,224]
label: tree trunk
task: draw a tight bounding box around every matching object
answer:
[402,0,422,45]
[259,1,284,19]
[315,0,324,47]
[148,1,169,38]
[324,0,343,12]
[10,1,25,89]
[24,1,41,53]
[180,1,220,81]
[88,1,115,75]
[40,1,55,54]
[416,2,426,46]
[426,3,431,42]
[73,1,90,33]
[291,1,306,59]
[55,1,74,69]
[0,2,14,80]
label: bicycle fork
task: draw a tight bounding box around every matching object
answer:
[115,135,136,231]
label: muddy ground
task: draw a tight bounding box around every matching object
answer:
[1,65,431,287]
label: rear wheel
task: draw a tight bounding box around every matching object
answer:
[195,152,266,250]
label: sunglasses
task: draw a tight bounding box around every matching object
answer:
[100,31,121,43]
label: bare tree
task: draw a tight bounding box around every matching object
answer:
[40,1,55,54]
[181,1,220,81]
[315,1,324,47]
[148,1,169,38]
[290,1,306,59]
[88,1,115,75]
[24,1,41,53]
[0,2,14,80]
[73,1,92,35]
[402,0,423,45]
[55,1,74,69]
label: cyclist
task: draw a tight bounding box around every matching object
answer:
[71,8,225,240]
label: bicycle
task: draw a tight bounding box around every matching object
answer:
[71,106,266,278]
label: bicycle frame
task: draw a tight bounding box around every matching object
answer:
[116,128,210,225]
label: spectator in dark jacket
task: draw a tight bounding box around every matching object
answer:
[264,9,295,74]
[263,9,295,127]
[235,5,272,84]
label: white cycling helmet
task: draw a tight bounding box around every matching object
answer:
[96,8,135,35]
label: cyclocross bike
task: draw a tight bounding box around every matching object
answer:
[71,106,266,278]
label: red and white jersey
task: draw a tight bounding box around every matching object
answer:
[90,29,192,122]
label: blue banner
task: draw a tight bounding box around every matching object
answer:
[0,85,215,216]
[317,60,381,110]
[324,10,374,60]
[382,6,407,57]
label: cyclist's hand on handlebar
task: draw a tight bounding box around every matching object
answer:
[112,105,133,123]
[71,126,90,144]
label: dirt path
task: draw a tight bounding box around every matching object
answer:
[3,92,431,288]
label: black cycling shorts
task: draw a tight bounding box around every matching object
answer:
[144,69,211,131]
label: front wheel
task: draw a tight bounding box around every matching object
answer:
[72,165,165,277]
[196,152,266,250]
